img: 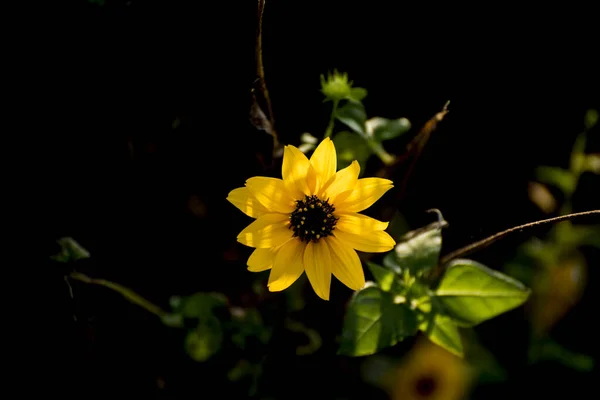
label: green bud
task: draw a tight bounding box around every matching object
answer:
[320,70,353,102]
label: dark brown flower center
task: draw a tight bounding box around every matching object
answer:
[289,195,337,243]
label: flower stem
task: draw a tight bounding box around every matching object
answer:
[69,272,168,318]
[439,210,600,265]
[324,99,339,138]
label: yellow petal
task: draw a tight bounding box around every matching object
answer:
[333,228,395,253]
[335,212,389,234]
[282,145,312,198]
[268,239,306,291]
[247,246,280,272]
[321,160,360,201]
[304,240,332,300]
[237,213,292,248]
[335,177,393,212]
[246,177,296,213]
[310,137,337,194]
[226,187,268,218]
[327,236,365,291]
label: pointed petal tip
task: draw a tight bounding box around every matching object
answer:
[316,292,330,301]
[266,283,282,292]
[236,237,254,248]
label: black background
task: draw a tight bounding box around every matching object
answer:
[39,1,598,399]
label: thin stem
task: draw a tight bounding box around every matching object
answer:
[69,272,168,318]
[64,275,77,322]
[255,0,277,146]
[439,210,600,266]
[324,99,339,138]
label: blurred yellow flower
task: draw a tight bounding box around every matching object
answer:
[227,137,395,300]
[386,337,474,400]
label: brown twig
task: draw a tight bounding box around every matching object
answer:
[393,101,450,199]
[254,0,281,156]
[439,210,600,265]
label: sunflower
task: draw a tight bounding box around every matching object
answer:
[226,137,395,300]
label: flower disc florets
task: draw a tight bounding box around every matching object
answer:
[289,195,337,242]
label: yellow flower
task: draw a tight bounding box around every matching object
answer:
[386,337,474,400]
[226,137,396,300]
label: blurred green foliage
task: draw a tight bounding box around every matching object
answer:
[504,109,599,371]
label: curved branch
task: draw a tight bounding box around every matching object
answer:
[69,272,168,318]
[439,210,600,265]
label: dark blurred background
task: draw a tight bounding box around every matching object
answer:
[39,1,598,399]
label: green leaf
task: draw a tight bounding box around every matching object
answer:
[338,286,418,357]
[435,259,531,327]
[51,237,90,263]
[535,166,576,194]
[388,227,442,276]
[185,316,223,362]
[332,131,371,170]
[349,87,368,102]
[366,262,396,292]
[382,252,402,273]
[366,117,411,142]
[528,337,595,371]
[335,101,367,135]
[419,313,463,357]
[181,292,228,319]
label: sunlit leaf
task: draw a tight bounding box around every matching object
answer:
[366,117,411,142]
[51,237,90,263]
[435,259,531,327]
[367,262,396,291]
[332,131,371,170]
[336,101,367,135]
[419,313,463,357]
[185,316,223,362]
[387,226,442,276]
[535,166,576,194]
[339,286,418,357]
